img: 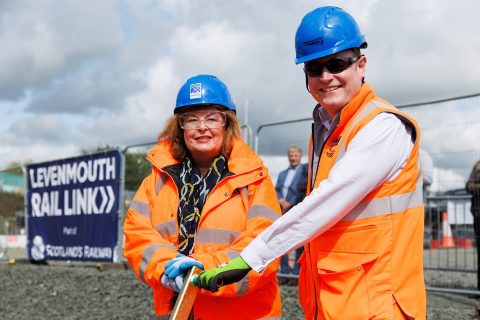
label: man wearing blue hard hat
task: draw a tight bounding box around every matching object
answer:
[194,7,426,319]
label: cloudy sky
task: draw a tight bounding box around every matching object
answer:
[1,0,480,190]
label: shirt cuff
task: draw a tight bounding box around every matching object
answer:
[240,237,276,273]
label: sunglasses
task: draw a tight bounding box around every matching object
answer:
[304,56,361,77]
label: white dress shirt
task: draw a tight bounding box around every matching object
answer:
[281,165,299,199]
[242,112,414,272]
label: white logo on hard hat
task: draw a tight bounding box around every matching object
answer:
[190,83,202,99]
[31,235,46,261]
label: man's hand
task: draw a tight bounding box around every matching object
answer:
[165,254,203,278]
[279,199,292,214]
[192,256,251,292]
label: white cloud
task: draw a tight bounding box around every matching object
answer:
[0,0,123,100]
[431,167,466,193]
[0,0,479,195]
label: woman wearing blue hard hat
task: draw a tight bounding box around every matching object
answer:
[194,7,426,320]
[123,74,282,319]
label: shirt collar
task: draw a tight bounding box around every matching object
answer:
[313,104,340,131]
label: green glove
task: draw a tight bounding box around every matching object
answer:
[192,256,251,292]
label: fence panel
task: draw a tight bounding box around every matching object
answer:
[424,195,478,294]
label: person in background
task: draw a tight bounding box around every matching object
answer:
[194,6,426,319]
[466,160,480,289]
[419,148,437,242]
[419,148,434,197]
[123,74,282,319]
[275,145,308,282]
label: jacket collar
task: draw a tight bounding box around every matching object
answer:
[147,140,180,170]
[226,137,263,174]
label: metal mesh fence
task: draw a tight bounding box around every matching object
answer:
[400,93,480,193]
[1,93,479,292]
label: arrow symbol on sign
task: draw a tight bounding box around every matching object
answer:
[98,186,108,213]
[106,185,115,213]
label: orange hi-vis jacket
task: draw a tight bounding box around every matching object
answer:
[123,137,282,320]
[299,84,426,319]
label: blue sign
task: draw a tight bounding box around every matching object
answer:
[26,150,123,262]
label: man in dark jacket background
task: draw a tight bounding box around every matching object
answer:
[275,145,308,281]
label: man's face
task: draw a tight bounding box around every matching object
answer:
[288,149,301,167]
[306,50,367,118]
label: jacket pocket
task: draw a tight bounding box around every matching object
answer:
[316,251,378,320]
[393,293,416,319]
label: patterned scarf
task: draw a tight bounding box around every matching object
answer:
[177,155,227,255]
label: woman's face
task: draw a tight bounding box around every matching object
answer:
[181,105,226,167]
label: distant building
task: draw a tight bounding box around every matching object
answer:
[0,172,25,195]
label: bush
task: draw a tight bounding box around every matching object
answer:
[0,192,24,219]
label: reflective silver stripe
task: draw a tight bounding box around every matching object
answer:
[155,315,170,320]
[226,250,240,259]
[338,100,414,160]
[156,173,167,194]
[130,200,150,218]
[225,249,249,296]
[342,180,423,221]
[196,229,240,245]
[236,273,250,296]
[241,186,249,203]
[338,102,379,159]
[155,221,177,239]
[140,243,176,283]
[261,317,282,320]
[335,99,422,222]
[247,205,279,221]
[353,101,380,127]
[370,99,396,111]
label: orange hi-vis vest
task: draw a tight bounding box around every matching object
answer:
[124,137,282,320]
[298,84,426,319]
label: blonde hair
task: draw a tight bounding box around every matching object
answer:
[158,109,241,161]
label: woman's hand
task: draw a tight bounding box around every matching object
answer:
[160,273,185,292]
[164,254,204,278]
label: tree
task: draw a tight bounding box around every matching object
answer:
[124,152,151,191]
[0,191,24,226]
[4,161,31,174]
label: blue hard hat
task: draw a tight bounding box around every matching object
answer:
[174,74,236,113]
[295,6,367,64]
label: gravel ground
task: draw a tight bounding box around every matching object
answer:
[0,249,479,319]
